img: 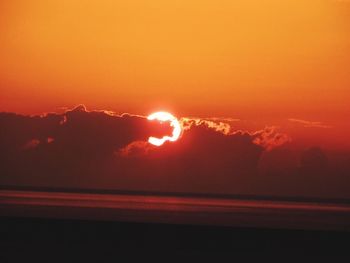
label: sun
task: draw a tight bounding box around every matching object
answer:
[147,111,182,146]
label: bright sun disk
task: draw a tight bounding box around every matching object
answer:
[147,111,181,146]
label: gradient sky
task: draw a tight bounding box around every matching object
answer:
[0,0,349,121]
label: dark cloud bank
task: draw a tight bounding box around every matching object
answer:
[1,106,350,200]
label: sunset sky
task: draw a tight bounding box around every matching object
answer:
[0,0,349,120]
[1,1,350,199]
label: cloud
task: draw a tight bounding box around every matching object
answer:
[183,116,240,125]
[4,106,347,199]
[180,117,231,134]
[0,104,172,162]
[117,140,154,157]
[288,118,332,129]
[0,106,271,191]
[251,126,291,151]
[179,118,290,151]
[118,116,255,158]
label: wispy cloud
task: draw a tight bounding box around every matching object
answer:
[288,118,332,129]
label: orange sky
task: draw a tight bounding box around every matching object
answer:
[0,0,349,123]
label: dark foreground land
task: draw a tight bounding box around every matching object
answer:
[1,217,350,262]
[1,190,350,261]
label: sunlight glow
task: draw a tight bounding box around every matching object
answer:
[147,112,181,146]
